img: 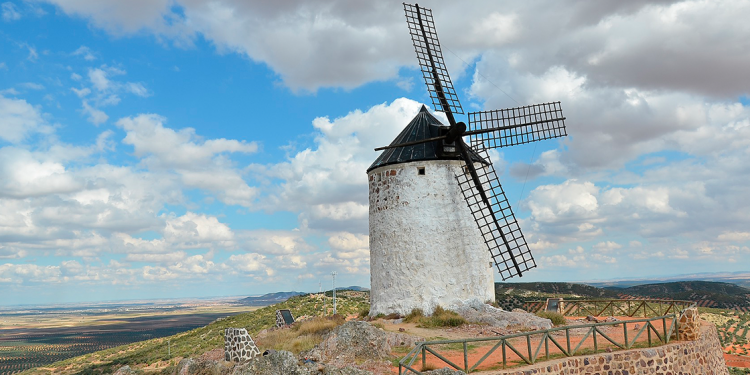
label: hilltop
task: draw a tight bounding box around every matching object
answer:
[495,280,750,311]
[237,291,307,306]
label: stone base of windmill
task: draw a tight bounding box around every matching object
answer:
[224,328,261,362]
[368,161,496,317]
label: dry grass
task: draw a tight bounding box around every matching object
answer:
[256,316,346,354]
[404,306,466,328]
[535,311,567,326]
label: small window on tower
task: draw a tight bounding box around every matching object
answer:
[417,167,425,175]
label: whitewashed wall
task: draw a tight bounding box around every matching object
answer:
[368,160,495,316]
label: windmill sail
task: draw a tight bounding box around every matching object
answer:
[455,149,536,280]
[397,3,568,281]
[404,3,463,115]
[468,102,566,151]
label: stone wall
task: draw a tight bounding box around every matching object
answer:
[224,328,261,363]
[485,322,728,375]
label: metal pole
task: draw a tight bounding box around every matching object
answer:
[168,339,170,358]
[331,271,337,315]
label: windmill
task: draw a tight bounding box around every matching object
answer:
[366,3,567,316]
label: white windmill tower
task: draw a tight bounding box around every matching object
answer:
[367,3,568,316]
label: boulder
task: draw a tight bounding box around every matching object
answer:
[449,299,552,331]
[304,321,422,363]
[175,357,233,375]
[232,350,371,375]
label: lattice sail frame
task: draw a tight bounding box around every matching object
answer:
[468,102,566,151]
[404,3,463,115]
[455,149,536,280]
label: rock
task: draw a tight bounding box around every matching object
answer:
[232,350,372,375]
[302,320,421,374]
[177,358,197,375]
[586,315,599,323]
[448,299,552,331]
[112,365,135,375]
[176,356,233,375]
[304,321,423,363]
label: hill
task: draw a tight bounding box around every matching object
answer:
[611,281,750,310]
[237,291,307,306]
[22,293,369,375]
[495,281,750,311]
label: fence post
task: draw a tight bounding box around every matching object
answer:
[422,345,426,370]
[593,327,598,352]
[464,342,468,373]
[527,335,533,364]
[624,321,629,349]
[502,340,506,369]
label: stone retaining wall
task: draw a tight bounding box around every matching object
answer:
[486,322,728,375]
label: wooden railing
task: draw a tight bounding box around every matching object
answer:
[398,299,696,374]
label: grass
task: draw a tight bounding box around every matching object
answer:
[403,306,466,328]
[18,293,369,375]
[535,311,567,326]
[256,315,346,353]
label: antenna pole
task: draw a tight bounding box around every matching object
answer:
[331,271,337,315]
[319,280,324,316]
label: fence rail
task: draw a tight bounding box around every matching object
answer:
[523,299,693,318]
[398,300,695,374]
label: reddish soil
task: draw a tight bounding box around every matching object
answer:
[384,316,676,373]
[725,353,750,368]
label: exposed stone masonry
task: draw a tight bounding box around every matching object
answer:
[678,307,700,341]
[224,328,261,363]
[486,322,728,375]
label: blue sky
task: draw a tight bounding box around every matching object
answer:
[1,0,750,306]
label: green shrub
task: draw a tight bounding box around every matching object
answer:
[404,308,425,323]
[358,307,370,318]
[536,311,567,326]
[424,306,466,327]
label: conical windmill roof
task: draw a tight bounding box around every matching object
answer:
[367,105,488,173]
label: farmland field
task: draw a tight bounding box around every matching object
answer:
[0,299,257,375]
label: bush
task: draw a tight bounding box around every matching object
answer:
[404,306,465,327]
[536,311,567,326]
[424,306,466,327]
[358,307,369,319]
[404,308,425,323]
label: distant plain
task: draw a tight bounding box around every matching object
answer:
[0,298,257,374]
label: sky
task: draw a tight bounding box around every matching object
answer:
[1,0,749,306]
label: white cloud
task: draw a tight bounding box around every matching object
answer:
[0,95,49,143]
[117,114,259,207]
[163,212,234,248]
[226,253,273,276]
[19,82,45,90]
[72,45,96,61]
[0,148,81,198]
[263,98,423,233]
[237,230,312,255]
[2,2,20,21]
[81,100,108,125]
[592,241,622,252]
